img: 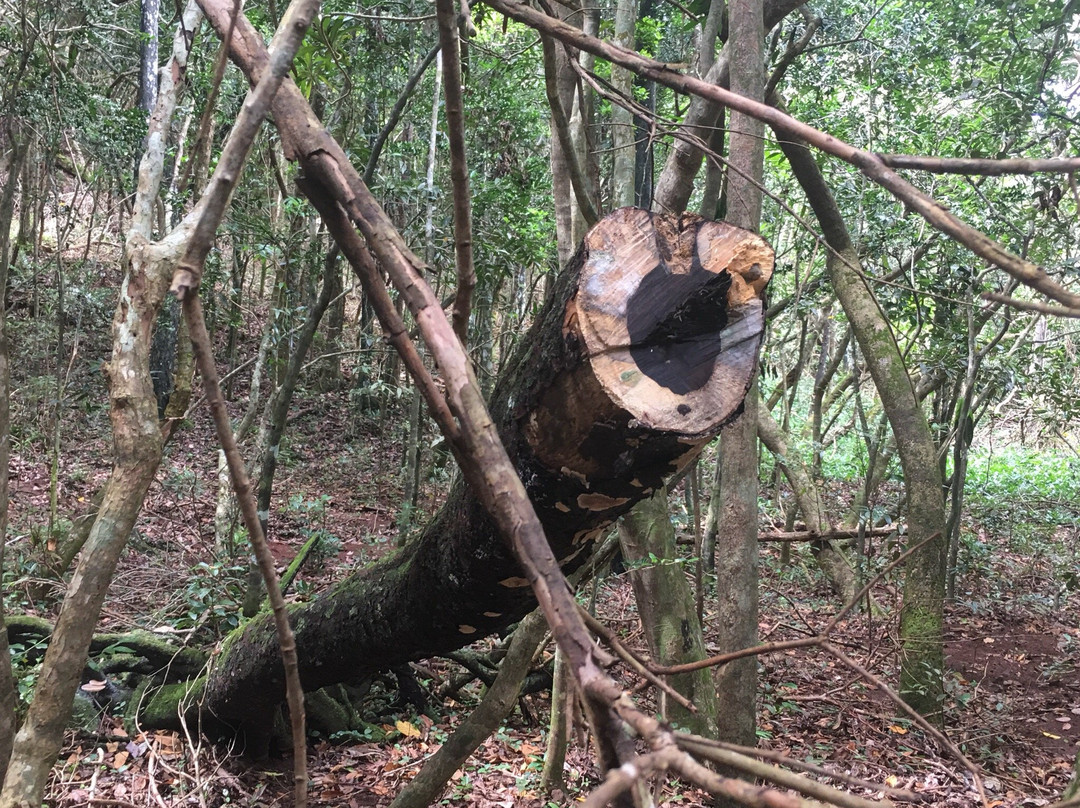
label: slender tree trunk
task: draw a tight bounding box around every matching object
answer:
[776,123,947,721]
[214,320,272,550]
[224,248,245,398]
[540,646,572,794]
[712,2,764,786]
[569,4,600,240]
[610,0,637,210]
[0,8,204,803]
[320,254,344,388]
[399,388,423,540]
[618,488,718,736]
[0,123,26,790]
[546,8,588,265]
[696,0,726,220]
[701,459,720,572]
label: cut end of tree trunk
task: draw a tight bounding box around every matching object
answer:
[577,208,772,434]
[528,208,772,489]
[520,207,772,553]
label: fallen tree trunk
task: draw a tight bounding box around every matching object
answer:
[147,208,771,747]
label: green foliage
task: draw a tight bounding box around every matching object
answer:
[961,446,1080,609]
[174,561,248,637]
[966,446,1080,535]
[287,493,343,565]
[7,640,46,717]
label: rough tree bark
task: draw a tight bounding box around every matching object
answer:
[143,208,773,747]
[776,125,947,720]
[0,6,204,804]
[713,0,764,784]
[618,488,719,736]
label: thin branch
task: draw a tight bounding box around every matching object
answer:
[877,154,1080,175]
[578,605,696,714]
[822,533,938,634]
[572,57,994,315]
[170,1,322,804]
[688,739,930,803]
[981,291,1080,318]
[661,744,834,808]
[674,737,897,808]
[581,752,667,808]
[758,525,898,542]
[326,10,435,22]
[764,7,821,99]
[362,44,440,185]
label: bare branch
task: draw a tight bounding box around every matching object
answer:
[683,739,931,803]
[758,525,898,542]
[578,606,697,714]
[877,154,1080,176]
[675,737,897,808]
[173,1,323,803]
[981,291,1080,318]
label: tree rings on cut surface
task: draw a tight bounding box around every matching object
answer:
[575,207,773,435]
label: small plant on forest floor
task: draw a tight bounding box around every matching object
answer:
[161,466,203,503]
[761,679,803,719]
[287,493,343,565]
[8,641,46,716]
[175,560,247,637]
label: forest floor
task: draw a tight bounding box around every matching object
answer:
[6,382,1079,808]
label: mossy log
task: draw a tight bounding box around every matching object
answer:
[152,209,772,746]
[5,614,207,678]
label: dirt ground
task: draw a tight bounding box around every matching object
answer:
[6,390,1079,807]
